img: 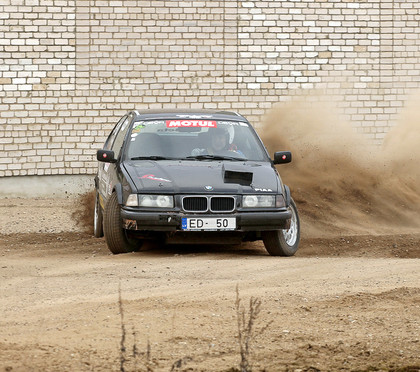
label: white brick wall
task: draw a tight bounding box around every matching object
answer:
[1,0,420,176]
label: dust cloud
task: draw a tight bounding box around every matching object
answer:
[382,94,420,181]
[259,95,420,238]
[71,190,95,234]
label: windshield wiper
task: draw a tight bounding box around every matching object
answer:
[185,154,247,161]
[130,156,174,160]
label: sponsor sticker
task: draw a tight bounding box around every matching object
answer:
[132,124,145,134]
[253,187,273,192]
[166,120,217,128]
[140,174,171,183]
[218,121,249,127]
[135,120,165,126]
[175,115,213,119]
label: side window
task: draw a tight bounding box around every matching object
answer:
[104,115,127,151]
[111,116,131,159]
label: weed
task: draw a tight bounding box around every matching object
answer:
[117,284,273,372]
[235,285,272,372]
[170,356,192,371]
[146,338,152,372]
[118,284,127,372]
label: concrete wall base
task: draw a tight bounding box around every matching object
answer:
[0,175,94,198]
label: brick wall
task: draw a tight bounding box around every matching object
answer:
[1,0,419,177]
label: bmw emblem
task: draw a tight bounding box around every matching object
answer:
[204,185,213,191]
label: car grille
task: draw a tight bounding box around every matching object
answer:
[211,197,235,212]
[183,197,207,212]
[182,196,235,213]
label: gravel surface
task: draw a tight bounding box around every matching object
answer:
[0,196,419,371]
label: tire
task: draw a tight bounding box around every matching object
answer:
[93,191,104,238]
[262,198,300,256]
[103,192,142,254]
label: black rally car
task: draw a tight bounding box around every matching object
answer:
[94,110,300,256]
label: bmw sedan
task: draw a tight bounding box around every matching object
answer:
[94,110,300,256]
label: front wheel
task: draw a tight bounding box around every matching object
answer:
[103,192,142,254]
[262,198,300,256]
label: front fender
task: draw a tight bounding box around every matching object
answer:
[284,184,291,207]
[114,183,124,205]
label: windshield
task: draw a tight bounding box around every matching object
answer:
[125,119,269,161]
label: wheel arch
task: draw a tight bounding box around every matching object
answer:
[283,184,291,207]
[113,183,124,205]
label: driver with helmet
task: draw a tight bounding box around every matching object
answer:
[191,127,243,157]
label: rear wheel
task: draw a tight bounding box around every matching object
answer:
[93,191,104,238]
[103,192,142,254]
[262,199,300,256]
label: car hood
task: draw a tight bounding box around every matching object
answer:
[123,160,281,194]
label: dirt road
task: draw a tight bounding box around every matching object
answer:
[0,197,419,372]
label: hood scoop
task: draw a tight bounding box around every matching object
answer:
[223,164,253,186]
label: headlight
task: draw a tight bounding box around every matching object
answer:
[125,194,174,208]
[243,195,275,208]
[138,194,174,208]
[155,195,173,208]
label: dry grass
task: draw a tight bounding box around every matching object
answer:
[235,285,272,372]
[116,285,272,372]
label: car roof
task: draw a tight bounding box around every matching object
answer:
[132,109,249,122]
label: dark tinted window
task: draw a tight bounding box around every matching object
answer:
[104,115,127,151]
[125,119,269,161]
[111,116,131,159]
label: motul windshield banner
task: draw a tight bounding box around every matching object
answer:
[166,120,217,128]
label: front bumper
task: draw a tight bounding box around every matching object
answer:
[121,209,292,232]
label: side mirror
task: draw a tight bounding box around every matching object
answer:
[273,151,292,164]
[97,149,117,163]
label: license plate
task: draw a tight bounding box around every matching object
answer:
[182,217,236,231]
